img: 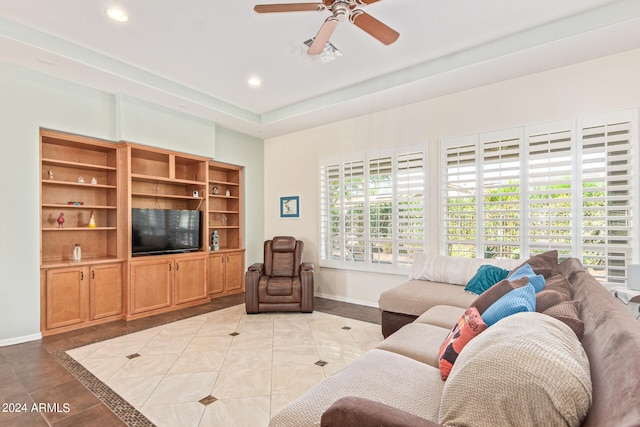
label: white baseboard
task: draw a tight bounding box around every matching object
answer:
[315,292,379,309]
[0,332,42,347]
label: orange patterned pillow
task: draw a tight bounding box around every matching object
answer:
[438,306,487,380]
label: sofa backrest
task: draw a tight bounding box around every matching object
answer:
[565,259,640,426]
[408,254,521,286]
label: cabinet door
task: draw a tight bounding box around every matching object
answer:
[129,258,172,314]
[208,253,225,295]
[46,267,86,329]
[225,251,244,293]
[90,263,123,320]
[175,255,208,304]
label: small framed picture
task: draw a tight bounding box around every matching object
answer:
[280,195,300,219]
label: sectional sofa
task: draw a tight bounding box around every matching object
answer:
[269,251,640,427]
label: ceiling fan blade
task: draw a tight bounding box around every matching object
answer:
[254,3,325,13]
[355,0,381,4]
[350,10,399,45]
[308,17,339,55]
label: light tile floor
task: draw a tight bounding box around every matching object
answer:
[66,304,383,427]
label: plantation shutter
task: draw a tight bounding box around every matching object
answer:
[319,162,341,263]
[396,150,426,266]
[368,155,393,265]
[442,136,478,257]
[579,113,635,286]
[343,160,365,263]
[526,123,574,258]
[480,130,522,259]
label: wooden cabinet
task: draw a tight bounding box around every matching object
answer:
[208,250,245,296]
[129,257,173,315]
[174,254,208,304]
[39,131,245,334]
[128,253,208,318]
[207,161,245,297]
[127,143,207,211]
[208,161,243,251]
[124,143,210,319]
[42,262,123,334]
[40,129,125,336]
[90,263,124,320]
[40,129,124,267]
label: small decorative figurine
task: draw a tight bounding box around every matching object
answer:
[222,214,228,225]
[225,189,231,197]
[88,210,97,228]
[212,186,219,195]
[72,244,82,262]
[48,169,54,180]
[90,177,97,185]
[57,212,65,228]
[211,230,220,251]
[77,176,85,183]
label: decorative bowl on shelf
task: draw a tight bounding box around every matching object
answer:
[67,201,85,206]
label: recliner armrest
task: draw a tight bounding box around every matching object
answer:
[301,262,314,272]
[248,263,264,274]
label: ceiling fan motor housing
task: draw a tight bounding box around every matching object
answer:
[331,1,351,21]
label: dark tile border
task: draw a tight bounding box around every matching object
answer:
[51,349,153,427]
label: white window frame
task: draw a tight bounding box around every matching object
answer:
[319,144,427,275]
[440,109,639,287]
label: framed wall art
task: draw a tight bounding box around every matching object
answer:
[280,195,300,219]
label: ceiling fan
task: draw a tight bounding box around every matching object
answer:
[254,0,399,55]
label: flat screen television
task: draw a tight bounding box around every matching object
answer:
[132,208,201,256]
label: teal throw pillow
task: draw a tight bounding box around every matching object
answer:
[481,283,536,326]
[464,265,510,295]
[508,263,546,293]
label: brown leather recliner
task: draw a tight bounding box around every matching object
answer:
[245,236,314,313]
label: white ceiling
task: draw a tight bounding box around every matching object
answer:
[1,0,640,139]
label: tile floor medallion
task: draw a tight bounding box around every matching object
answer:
[65,304,383,427]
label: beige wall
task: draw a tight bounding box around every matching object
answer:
[263,48,640,307]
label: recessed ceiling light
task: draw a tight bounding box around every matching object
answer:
[105,7,129,22]
[248,77,262,87]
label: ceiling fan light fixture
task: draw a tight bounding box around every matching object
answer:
[302,38,342,63]
[105,7,129,22]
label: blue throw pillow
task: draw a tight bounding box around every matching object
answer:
[464,265,510,295]
[508,263,546,292]
[481,283,536,326]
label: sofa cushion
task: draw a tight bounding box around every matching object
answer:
[269,349,444,427]
[543,300,585,340]
[536,289,569,312]
[509,249,559,278]
[439,312,592,427]
[438,307,487,380]
[376,322,452,368]
[463,265,510,295]
[379,280,478,317]
[481,283,536,326]
[415,305,466,330]
[544,274,573,299]
[507,263,545,292]
[470,276,529,314]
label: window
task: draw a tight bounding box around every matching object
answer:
[320,145,427,273]
[442,109,638,287]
